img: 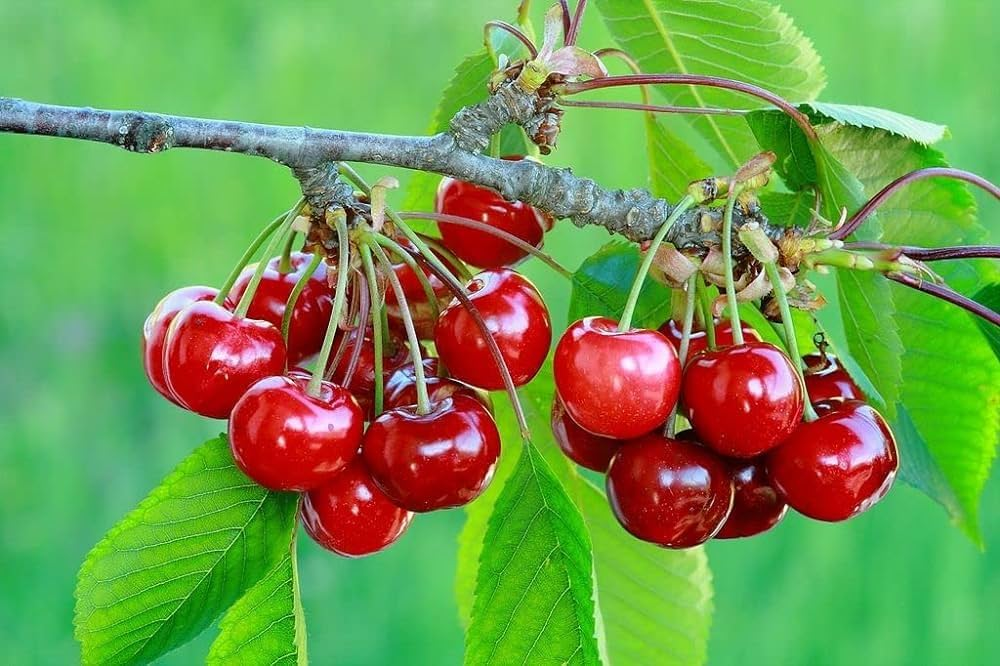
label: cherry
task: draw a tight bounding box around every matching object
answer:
[606,433,733,548]
[768,400,898,522]
[325,328,411,414]
[163,301,287,418]
[659,318,762,361]
[435,268,551,390]
[682,342,804,458]
[553,316,681,440]
[302,459,413,557]
[225,252,332,364]
[550,399,621,472]
[383,361,486,411]
[362,395,501,512]
[142,285,219,405]
[715,458,787,539]
[384,239,461,340]
[803,353,864,404]
[228,374,364,491]
[435,157,553,268]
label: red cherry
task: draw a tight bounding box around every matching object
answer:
[383,361,487,411]
[606,434,734,548]
[228,375,364,491]
[715,458,787,539]
[553,317,681,440]
[142,286,219,405]
[768,400,898,522]
[384,239,462,339]
[682,342,804,457]
[435,269,551,390]
[803,353,864,404]
[362,395,501,512]
[225,252,332,364]
[435,158,553,268]
[302,459,413,557]
[163,301,287,419]
[550,399,621,472]
[659,318,762,361]
[325,328,411,414]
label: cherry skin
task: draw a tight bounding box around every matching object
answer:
[682,342,804,458]
[383,361,487,411]
[768,400,898,522]
[362,395,501,512]
[302,459,413,557]
[550,399,621,472]
[659,318,761,362]
[803,353,864,404]
[225,252,332,365]
[142,285,219,405]
[606,433,734,548]
[384,239,461,340]
[435,268,551,390]
[715,458,788,539]
[228,375,364,491]
[435,158,553,268]
[553,316,681,440]
[163,301,287,419]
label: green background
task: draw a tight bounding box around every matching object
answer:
[1,1,997,664]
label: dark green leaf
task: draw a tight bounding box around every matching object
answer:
[972,283,1000,361]
[746,112,817,191]
[757,191,815,229]
[569,241,672,329]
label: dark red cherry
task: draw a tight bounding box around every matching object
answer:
[550,399,621,472]
[228,375,364,491]
[606,434,734,548]
[768,400,898,522]
[682,342,804,457]
[362,395,501,512]
[383,362,487,411]
[659,318,762,362]
[225,252,332,364]
[715,458,787,539]
[384,239,462,339]
[325,328,411,415]
[553,316,681,440]
[163,301,287,418]
[142,285,219,405]
[803,353,864,404]
[302,459,413,557]
[435,269,551,390]
[435,157,553,268]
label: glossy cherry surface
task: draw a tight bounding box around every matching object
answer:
[768,400,898,522]
[226,252,332,364]
[302,459,413,557]
[553,316,681,440]
[715,458,787,539]
[383,363,486,411]
[228,375,364,491]
[606,434,734,548]
[550,399,621,472]
[142,285,219,405]
[803,353,864,404]
[163,301,287,418]
[682,342,804,457]
[362,395,501,512]
[659,318,761,362]
[435,269,551,390]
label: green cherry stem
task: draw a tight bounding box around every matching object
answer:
[721,186,745,345]
[618,195,695,332]
[307,213,351,398]
[677,274,699,367]
[280,251,323,344]
[415,233,474,282]
[277,230,297,274]
[371,233,443,327]
[697,278,717,350]
[234,198,306,318]
[213,207,292,306]
[338,271,371,389]
[360,244,387,417]
[763,260,818,422]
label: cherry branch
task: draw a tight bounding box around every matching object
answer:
[844,243,1000,261]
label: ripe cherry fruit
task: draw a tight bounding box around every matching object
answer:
[554,316,681,440]
[384,239,461,340]
[606,434,734,548]
[228,374,364,491]
[803,353,864,404]
[435,268,551,390]
[715,458,788,539]
[682,342,804,458]
[362,395,501,512]
[302,459,413,557]
[550,399,621,473]
[383,361,487,411]
[659,318,761,362]
[163,301,287,419]
[768,400,898,522]
[325,328,412,414]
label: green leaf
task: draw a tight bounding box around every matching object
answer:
[74,436,299,665]
[465,442,601,665]
[594,0,826,166]
[805,102,948,145]
[746,112,817,191]
[569,241,672,328]
[972,283,1000,361]
[644,112,712,201]
[757,191,814,229]
[207,551,307,665]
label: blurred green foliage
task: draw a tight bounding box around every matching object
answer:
[0,0,996,663]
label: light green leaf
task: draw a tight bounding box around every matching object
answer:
[595,0,826,166]
[645,112,712,201]
[806,102,948,145]
[569,241,672,329]
[74,436,299,665]
[972,283,1000,361]
[207,551,307,665]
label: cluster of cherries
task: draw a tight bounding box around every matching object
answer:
[552,316,900,548]
[141,168,554,557]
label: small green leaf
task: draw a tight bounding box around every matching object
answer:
[972,283,1000,361]
[569,241,672,328]
[74,436,299,665]
[645,113,712,201]
[805,102,948,145]
[757,191,814,229]
[746,112,817,191]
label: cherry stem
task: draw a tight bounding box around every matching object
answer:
[360,245,387,417]
[697,279,717,349]
[830,167,1000,241]
[484,21,538,58]
[324,279,359,382]
[843,242,1000,262]
[665,274,699,438]
[592,48,651,105]
[213,208,289,306]
[278,230,297,274]
[234,198,306,318]
[763,260,818,421]
[307,213,351,398]
[280,251,322,344]
[721,186,745,345]
[415,233,474,282]
[565,0,588,46]
[887,272,1000,328]
[558,98,750,117]
[399,211,571,278]
[556,0,571,40]
[340,270,371,390]
[372,233,442,339]
[619,196,695,332]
